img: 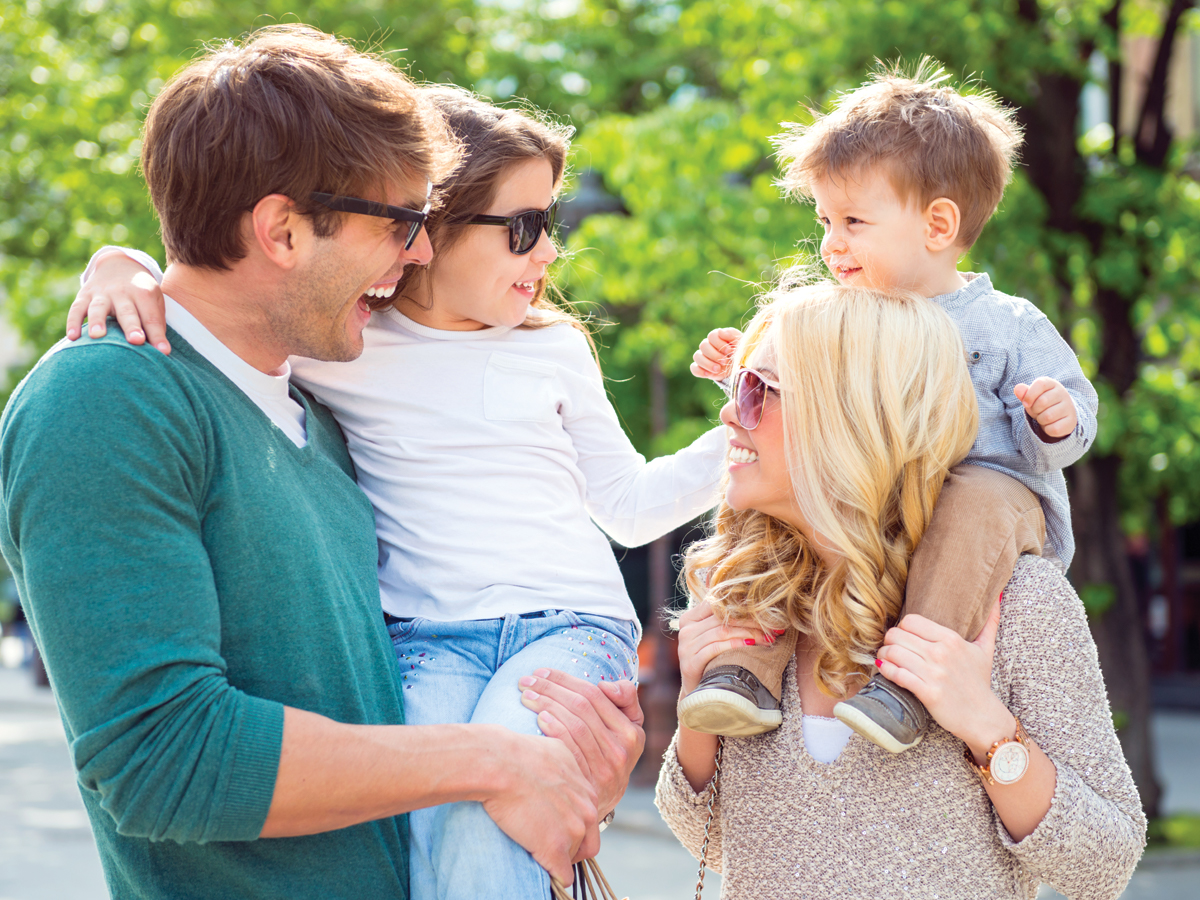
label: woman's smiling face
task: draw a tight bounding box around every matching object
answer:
[720,331,799,525]
[410,156,559,331]
[720,326,839,561]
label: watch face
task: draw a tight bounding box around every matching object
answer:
[990,741,1030,785]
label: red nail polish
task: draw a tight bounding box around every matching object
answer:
[773,629,787,635]
[874,658,882,667]
[744,638,756,646]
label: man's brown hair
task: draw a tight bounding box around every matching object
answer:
[140,25,460,269]
[774,60,1022,249]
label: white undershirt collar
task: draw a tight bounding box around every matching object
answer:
[165,296,307,447]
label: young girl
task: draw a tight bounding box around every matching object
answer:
[70,86,728,900]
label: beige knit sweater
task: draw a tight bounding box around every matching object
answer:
[656,556,1146,899]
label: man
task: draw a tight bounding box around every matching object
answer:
[0,25,642,899]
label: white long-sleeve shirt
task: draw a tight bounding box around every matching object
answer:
[290,308,726,621]
[83,246,727,622]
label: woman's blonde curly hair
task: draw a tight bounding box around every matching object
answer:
[683,283,979,697]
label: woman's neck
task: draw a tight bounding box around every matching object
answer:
[794,634,863,718]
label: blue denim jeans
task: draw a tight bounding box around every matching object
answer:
[387,609,640,900]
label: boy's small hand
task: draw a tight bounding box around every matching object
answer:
[690,327,742,380]
[1014,377,1077,439]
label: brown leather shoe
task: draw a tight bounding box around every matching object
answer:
[833,673,928,753]
[677,665,783,737]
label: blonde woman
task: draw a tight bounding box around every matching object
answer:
[659,284,1145,899]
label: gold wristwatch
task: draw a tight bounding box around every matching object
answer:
[964,717,1030,786]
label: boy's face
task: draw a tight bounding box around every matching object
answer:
[811,167,939,295]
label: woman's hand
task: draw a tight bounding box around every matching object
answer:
[875,596,1015,754]
[676,600,771,695]
[67,251,170,354]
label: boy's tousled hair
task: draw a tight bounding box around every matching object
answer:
[141,24,460,270]
[774,59,1022,249]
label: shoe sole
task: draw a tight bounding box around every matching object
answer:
[678,690,782,737]
[832,702,923,754]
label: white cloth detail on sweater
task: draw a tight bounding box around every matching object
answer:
[801,715,853,764]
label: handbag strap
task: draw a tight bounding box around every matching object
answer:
[550,857,623,900]
[693,736,724,900]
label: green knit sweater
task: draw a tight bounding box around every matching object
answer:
[0,329,409,899]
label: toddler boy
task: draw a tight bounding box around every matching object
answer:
[678,65,1099,752]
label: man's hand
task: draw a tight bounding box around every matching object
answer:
[517,669,645,842]
[479,727,600,882]
[1014,377,1077,440]
[690,327,742,381]
[262,711,596,887]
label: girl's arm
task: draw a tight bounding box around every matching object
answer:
[67,247,169,353]
[557,334,727,548]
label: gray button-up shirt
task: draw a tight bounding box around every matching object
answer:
[933,273,1098,567]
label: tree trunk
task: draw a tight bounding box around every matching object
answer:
[635,357,682,782]
[1070,456,1162,815]
[1010,15,1163,815]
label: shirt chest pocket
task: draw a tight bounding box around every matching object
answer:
[483,352,559,423]
[966,347,1007,384]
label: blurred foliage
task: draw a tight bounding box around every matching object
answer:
[1148,811,1200,847]
[3,0,1200,541]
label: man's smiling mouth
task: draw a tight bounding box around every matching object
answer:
[364,283,398,299]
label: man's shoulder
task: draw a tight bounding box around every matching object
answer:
[2,331,209,447]
[17,330,188,394]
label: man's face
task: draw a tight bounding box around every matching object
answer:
[270,179,433,362]
[811,168,932,294]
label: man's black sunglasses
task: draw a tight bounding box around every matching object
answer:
[467,201,559,255]
[309,186,432,251]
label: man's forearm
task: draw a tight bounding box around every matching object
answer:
[260,707,515,837]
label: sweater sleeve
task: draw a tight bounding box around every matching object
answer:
[0,341,284,844]
[1003,312,1098,474]
[654,732,724,871]
[556,337,726,547]
[992,557,1146,899]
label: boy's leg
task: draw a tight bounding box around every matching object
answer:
[677,629,797,737]
[387,617,501,900]
[905,465,1046,639]
[427,611,639,900]
[833,465,1047,752]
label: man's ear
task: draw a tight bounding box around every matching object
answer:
[924,197,962,252]
[247,194,312,270]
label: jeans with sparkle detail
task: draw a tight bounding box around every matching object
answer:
[387,608,640,900]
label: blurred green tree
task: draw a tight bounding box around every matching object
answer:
[0,0,491,385]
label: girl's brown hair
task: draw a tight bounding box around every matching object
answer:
[386,86,591,341]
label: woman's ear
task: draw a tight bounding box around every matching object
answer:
[924,197,962,252]
[247,194,311,270]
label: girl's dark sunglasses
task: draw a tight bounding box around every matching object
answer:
[468,201,559,255]
[718,367,781,430]
[309,185,433,251]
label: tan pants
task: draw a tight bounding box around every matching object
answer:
[703,465,1047,697]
